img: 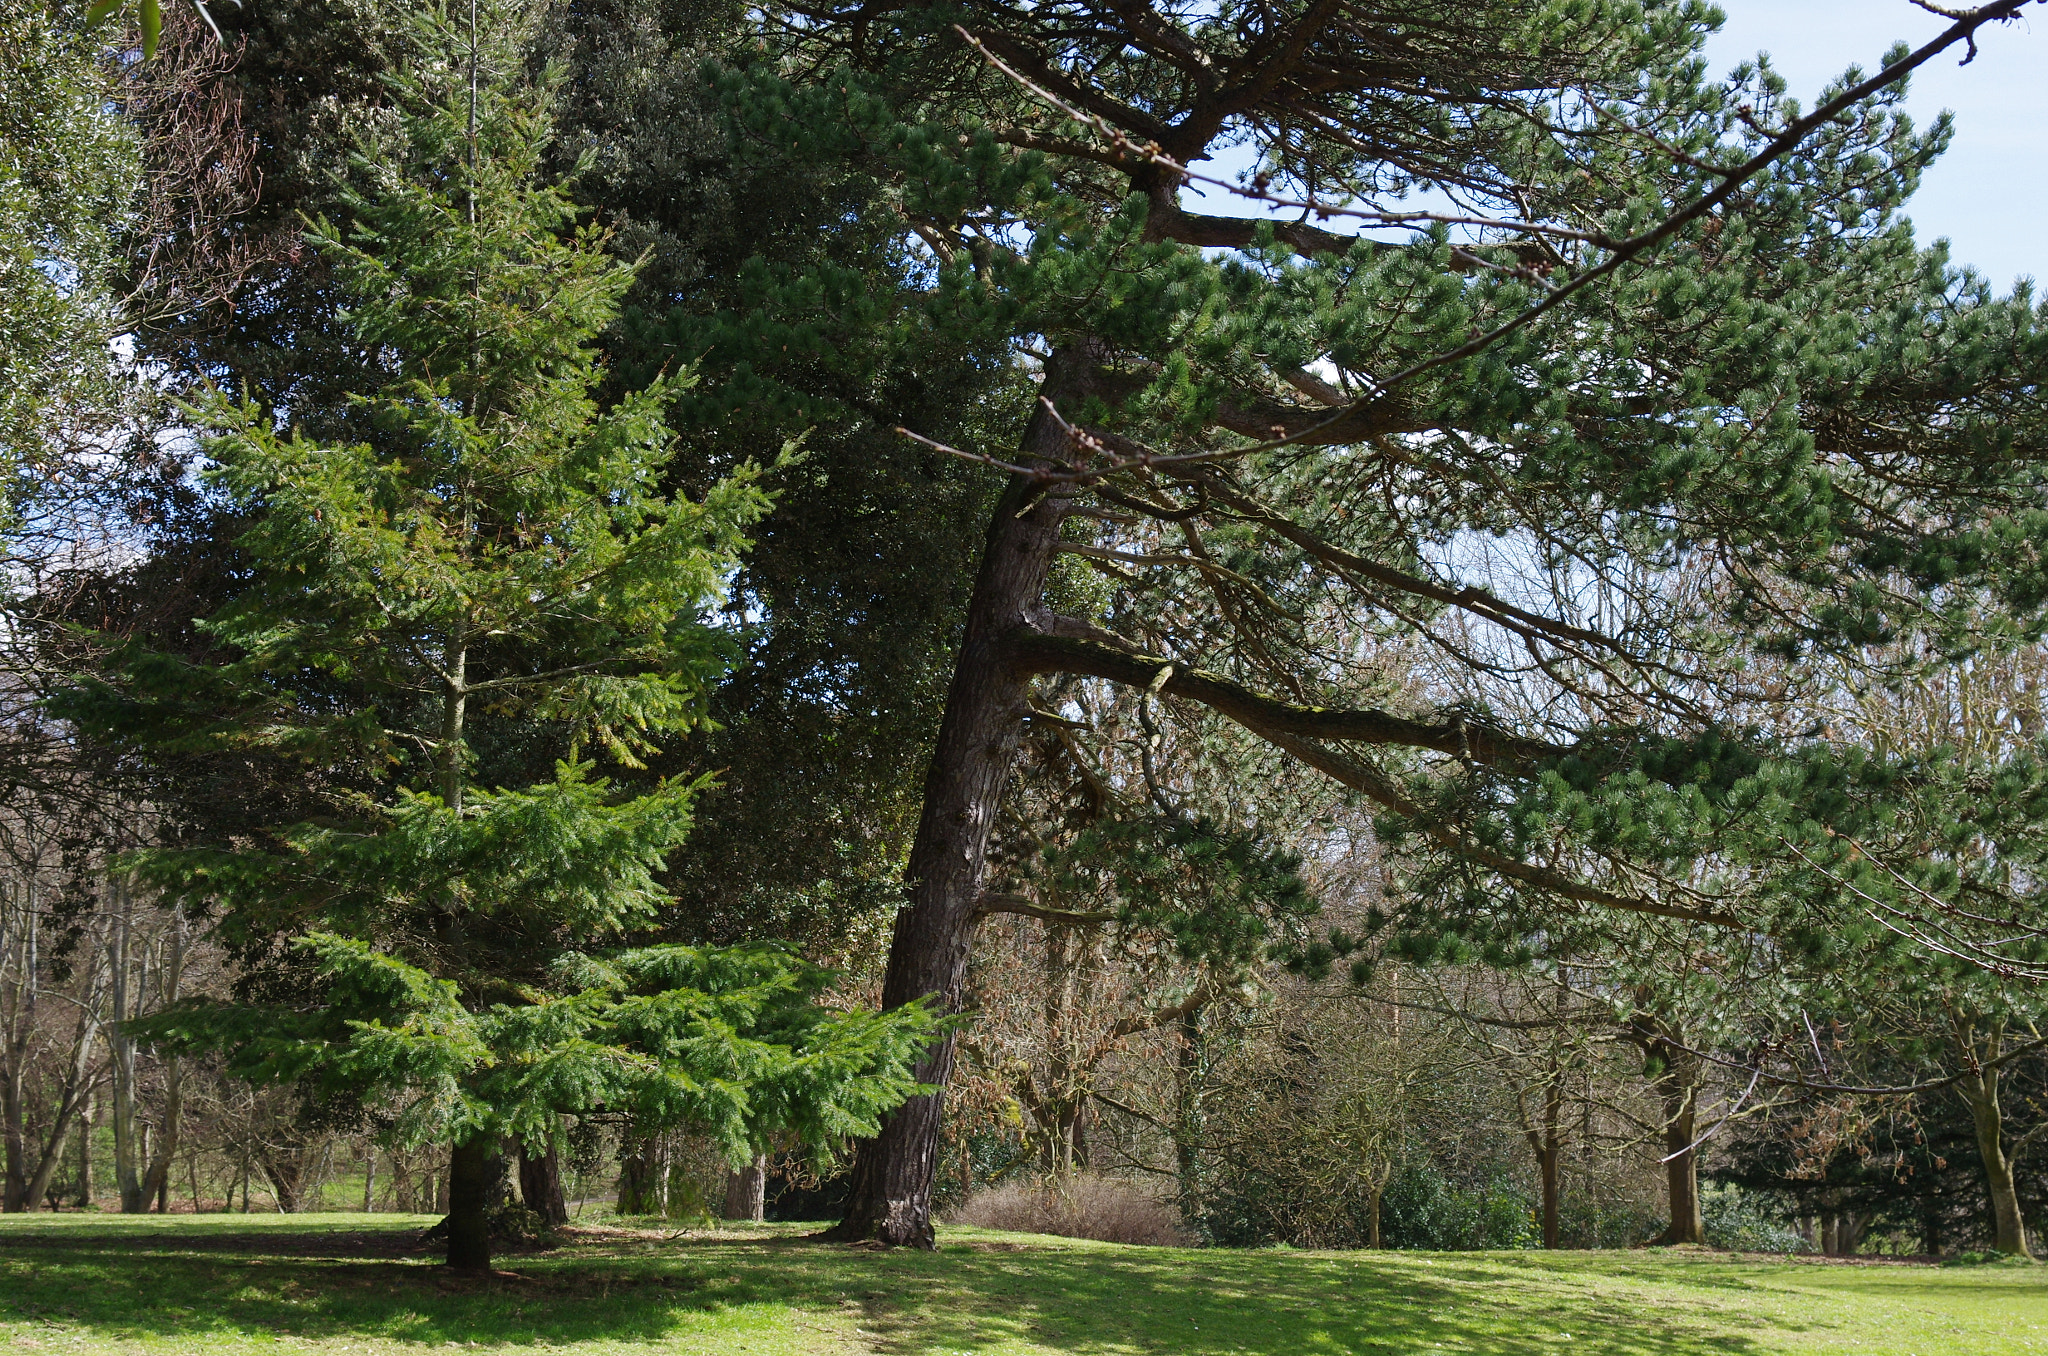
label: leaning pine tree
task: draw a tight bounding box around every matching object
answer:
[58,9,937,1271]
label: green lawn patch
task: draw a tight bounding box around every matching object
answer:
[0,1212,2040,1355]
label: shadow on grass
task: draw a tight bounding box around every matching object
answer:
[0,1215,1783,1356]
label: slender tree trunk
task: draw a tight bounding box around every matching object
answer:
[1174,1004,1207,1223]
[827,354,1095,1247]
[73,1093,95,1209]
[142,918,185,1214]
[721,1155,766,1223]
[1,880,43,1214]
[19,999,102,1215]
[363,1146,377,1212]
[1,1060,26,1212]
[519,1137,568,1226]
[108,882,146,1214]
[445,1135,499,1273]
[1365,1158,1391,1249]
[1538,1143,1561,1250]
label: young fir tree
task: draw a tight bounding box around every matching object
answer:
[58,9,936,1271]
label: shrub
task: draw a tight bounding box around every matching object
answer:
[1701,1185,1812,1254]
[946,1174,1188,1246]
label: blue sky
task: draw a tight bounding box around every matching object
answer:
[1175,2,2044,292]
[1705,1,2044,290]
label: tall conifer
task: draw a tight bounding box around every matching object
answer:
[59,4,938,1270]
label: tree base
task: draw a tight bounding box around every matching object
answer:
[815,1204,935,1249]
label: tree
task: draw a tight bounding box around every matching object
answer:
[0,3,137,501]
[60,5,937,1269]
[710,0,2048,1245]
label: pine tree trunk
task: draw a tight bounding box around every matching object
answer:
[1958,1064,2031,1257]
[1653,1060,1704,1245]
[445,1136,500,1272]
[826,357,1094,1247]
[721,1155,766,1223]
[519,1138,568,1226]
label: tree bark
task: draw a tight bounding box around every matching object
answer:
[1655,1078,1704,1245]
[1537,1142,1561,1250]
[445,1135,500,1272]
[1958,1060,2031,1257]
[108,881,146,1215]
[826,351,1097,1247]
[519,1137,568,1226]
[141,918,184,1214]
[73,1093,94,1209]
[721,1154,766,1223]
[616,1135,666,1216]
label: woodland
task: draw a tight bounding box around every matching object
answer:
[5,0,2048,1290]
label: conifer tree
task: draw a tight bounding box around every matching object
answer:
[58,5,938,1270]
[710,0,2048,1245]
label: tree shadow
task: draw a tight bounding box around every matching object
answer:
[0,1216,1796,1355]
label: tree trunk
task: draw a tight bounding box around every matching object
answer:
[141,918,185,1215]
[0,880,35,1214]
[519,1137,568,1226]
[1920,1199,1944,1257]
[257,1144,307,1213]
[362,1147,376,1212]
[17,1002,101,1216]
[615,1136,666,1216]
[1650,1049,1704,1246]
[143,1058,181,1214]
[721,1155,766,1223]
[1365,1157,1391,1249]
[1958,1062,2031,1257]
[108,883,146,1215]
[827,357,1095,1247]
[445,1135,500,1273]
[1538,1143,1560,1250]
[73,1094,94,1209]
[1173,1004,1207,1223]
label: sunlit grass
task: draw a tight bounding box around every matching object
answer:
[0,1211,2041,1355]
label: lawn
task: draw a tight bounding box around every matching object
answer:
[0,1213,2039,1356]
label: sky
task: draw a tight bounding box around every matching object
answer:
[1174,1,2045,292]
[1702,0,2044,290]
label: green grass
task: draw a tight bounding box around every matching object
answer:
[0,1213,2041,1355]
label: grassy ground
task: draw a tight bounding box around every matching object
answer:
[0,1213,2040,1356]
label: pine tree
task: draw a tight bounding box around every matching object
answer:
[713,0,2048,1244]
[58,5,937,1271]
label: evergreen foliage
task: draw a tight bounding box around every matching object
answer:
[56,5,938,1267]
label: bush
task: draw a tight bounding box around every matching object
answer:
[1701,1185,1811,1254]
[1379,1163,1540,1251]
[946,1174,1189,1246]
